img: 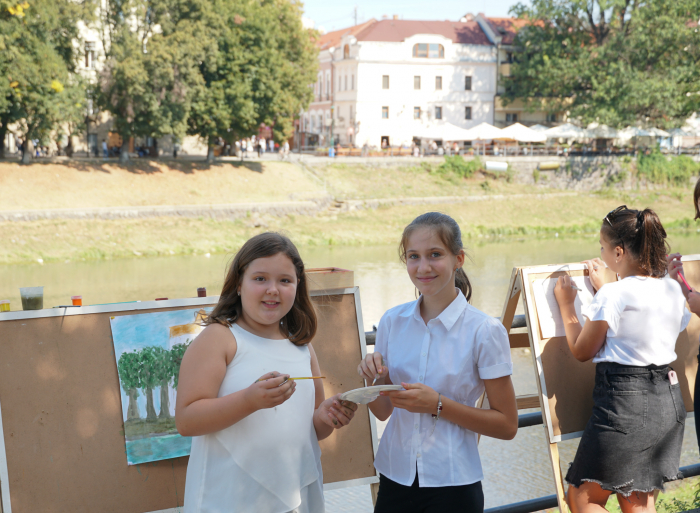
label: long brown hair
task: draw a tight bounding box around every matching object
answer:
[204,232,317,345]
[398,212,473,302]
[693,177,700,220]
[601,206,669,278]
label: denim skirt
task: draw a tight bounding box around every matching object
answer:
[566,362,686,496]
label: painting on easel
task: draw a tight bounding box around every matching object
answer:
[110,308,210,465]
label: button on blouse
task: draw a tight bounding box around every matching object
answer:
[373,290,513,487]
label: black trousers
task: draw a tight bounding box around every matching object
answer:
[374,472,484,513]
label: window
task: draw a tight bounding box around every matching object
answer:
[547,113,557,123]
[412,43,444,58]
[382,106,389,119]
[85,41,96,69]
[465,106,472,120]
[344,75,347,90]
[414,107,421,119]
[326,77,330,100]
[435,76,442,90]
[350,105,354,120]
[382,75,389,89]
[351,74,354,90]
[506,113,518,122]
[344,44,350,59]
[435,106,442,120]
[465,76,472,91]
[414,76,421,90]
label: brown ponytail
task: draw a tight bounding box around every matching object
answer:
[399,212,473,302]
[601,206,669,277]
[693,177,700,220]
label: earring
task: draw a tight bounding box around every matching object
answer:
[237,291,241,296]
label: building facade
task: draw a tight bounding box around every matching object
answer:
[301,18,500,149]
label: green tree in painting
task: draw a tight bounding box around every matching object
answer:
[137,347,160,421]
[171,341,189,390]
[117,351,142,420]
[152,346,174,419]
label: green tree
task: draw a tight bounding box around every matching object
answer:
[0,0,90,162]
[187,0,318,161]
[137,347,160,421]
[98,0,210,162]
[503,0,700,128]
[151,346,174,419]
[170,341,189,390]
[117,351,142,421]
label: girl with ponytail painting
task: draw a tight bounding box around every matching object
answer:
[553,206,690,513]
[358,212,518,513]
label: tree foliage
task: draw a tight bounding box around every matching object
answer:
[187,0,318,159]
[503,0,700,128]
[0,0,90,160]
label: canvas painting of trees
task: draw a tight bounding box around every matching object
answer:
[110,307,210,465]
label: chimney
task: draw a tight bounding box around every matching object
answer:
[392,15,399,20]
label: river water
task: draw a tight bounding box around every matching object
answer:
[1,234,699,508]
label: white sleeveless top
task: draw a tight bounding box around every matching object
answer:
[184,324,324,513]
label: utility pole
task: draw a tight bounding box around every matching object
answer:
[354,6,357,25]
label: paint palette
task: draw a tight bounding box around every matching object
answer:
[340,385,405,405]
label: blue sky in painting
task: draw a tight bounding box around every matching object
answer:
[110,308,211,421]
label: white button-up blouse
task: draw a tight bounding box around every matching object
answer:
[373,290,513,487]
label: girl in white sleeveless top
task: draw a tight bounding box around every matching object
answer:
[176,233,358,513]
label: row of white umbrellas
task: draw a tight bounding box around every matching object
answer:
[416,121,700,143]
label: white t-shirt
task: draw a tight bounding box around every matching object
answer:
[583,276,691,366]
[374,290,513,487]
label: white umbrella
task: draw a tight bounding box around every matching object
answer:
[647,127,671,137]
[586,123,618,138]
[619,126,653,138]
[528,124,550,132]
[544,123,587,139]
[669,128,690,137]
[414,122,475,141]
[499,123,546,143]
[461,122,506,141]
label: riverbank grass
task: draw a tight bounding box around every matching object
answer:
[0,188,697,265]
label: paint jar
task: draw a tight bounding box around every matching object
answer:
[20,286,44,310]
[0,300,9,312]
[71,296,82,306]
[197,287,207,297]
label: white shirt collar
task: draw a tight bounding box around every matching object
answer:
[399,288,467,331]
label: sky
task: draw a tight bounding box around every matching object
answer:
[301,0,530,33]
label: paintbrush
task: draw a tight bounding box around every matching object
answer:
[278,376,325,386]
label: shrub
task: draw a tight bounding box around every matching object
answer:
[436,155,483,178]
[637,150,700,186]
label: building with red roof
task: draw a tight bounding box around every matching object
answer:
[299,16,501,149]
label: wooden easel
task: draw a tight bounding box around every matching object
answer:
[501,258,700,512]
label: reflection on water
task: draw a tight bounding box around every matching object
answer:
[1,233,699,506]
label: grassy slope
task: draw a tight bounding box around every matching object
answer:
[0,161,698,265]
[0,160,325,209]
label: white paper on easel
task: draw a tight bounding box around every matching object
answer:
[533,276,596,338]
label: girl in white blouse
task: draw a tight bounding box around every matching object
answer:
[553,206,689,513]
[358,212,518,513]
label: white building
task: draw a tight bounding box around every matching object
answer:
[301,17,499,149]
